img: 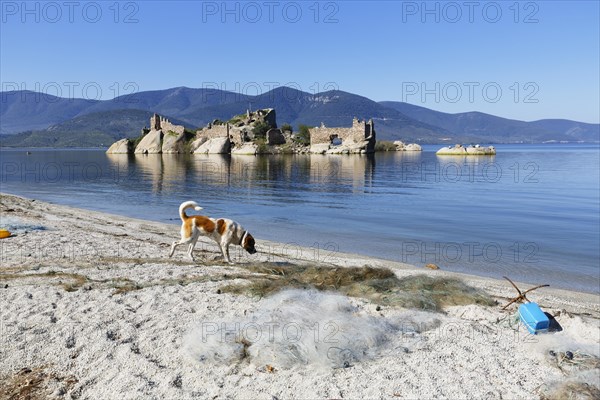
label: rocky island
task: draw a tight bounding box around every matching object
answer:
[436,144,496,156]
[106,110,421,155]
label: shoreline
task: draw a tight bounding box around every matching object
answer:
[2,142,600,150]
[0,192,600,310]
[1,187,599,297]
[1,192,599,399]
[1,192,598,309]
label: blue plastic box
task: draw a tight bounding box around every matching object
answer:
[519,303,549,334]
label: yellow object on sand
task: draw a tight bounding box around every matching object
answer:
[0,229,11,239]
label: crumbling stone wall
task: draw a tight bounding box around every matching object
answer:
[150,113,185,135]
[239,108,276,129]
[196,124,230,140]
[195,123,248,148]
[309,117,376,153]
[197,108,279,148]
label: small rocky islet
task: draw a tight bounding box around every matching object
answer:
[106,109,423,155]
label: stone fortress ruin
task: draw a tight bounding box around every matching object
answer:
[150,114,185,135]
[190,108,286,155]
[308,117,376,154]
[106,109,420,155]
[130,113,189,154]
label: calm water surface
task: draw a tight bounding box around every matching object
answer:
[1,144,599,293]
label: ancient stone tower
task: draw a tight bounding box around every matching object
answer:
[151,113,161,131]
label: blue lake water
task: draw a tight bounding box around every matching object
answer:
[1,144,599,293]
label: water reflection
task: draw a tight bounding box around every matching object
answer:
[435,155,500,184]
[107,153,377,194]
[435,155,496,164]
[308,155,376,191]
[3,146,599,293]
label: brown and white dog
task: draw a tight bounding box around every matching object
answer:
[168,201,256,264]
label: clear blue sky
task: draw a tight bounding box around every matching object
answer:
[1,0,598,122]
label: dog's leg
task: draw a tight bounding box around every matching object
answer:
[169,236,194,259]
[188,234,200,262]
[187,243,195,262]
[220,243,233,264]
[187,235,201,262]
[169,241,180,257]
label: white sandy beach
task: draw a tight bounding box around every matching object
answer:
[0,193,599,399]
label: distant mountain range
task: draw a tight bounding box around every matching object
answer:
[1,87,598,147]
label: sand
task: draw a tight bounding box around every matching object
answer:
[0,193,598,399]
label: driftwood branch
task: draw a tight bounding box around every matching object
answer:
[501,276,549,310]
[503,276,522,295]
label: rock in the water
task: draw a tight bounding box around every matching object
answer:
[404,143,422,151]
[309,143,330,154]
[135,130,163,154]
[106,138,133,154]
[193,137,231,154]
[326,140,371,154]
[436,144,496,156]
[189,137,208,152]
[394,141,422,151]
[162,131,188,154]
[231,143,258,155]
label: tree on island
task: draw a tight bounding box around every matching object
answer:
[295,124,312,145]
[252,120,271,139]
[280,123,293,133]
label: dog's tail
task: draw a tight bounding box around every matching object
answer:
[179,201,203,221]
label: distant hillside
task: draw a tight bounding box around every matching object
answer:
[0,110,190,148]
[82,86,248,121]
[1,87,598,146]
[177,87,448,141]
[0,91,99,135]
[380,101,600,143]
[0,88,243,135]
[0,87,447,144]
